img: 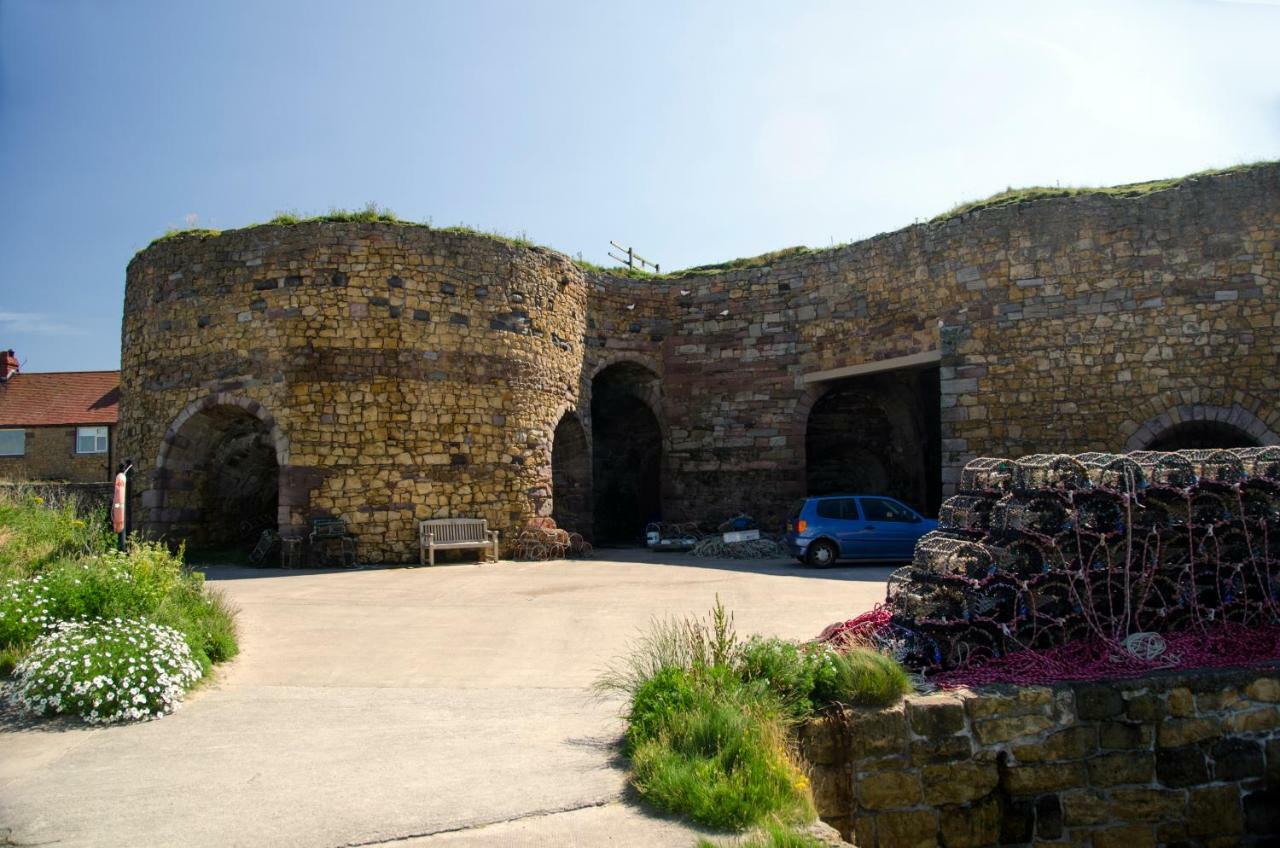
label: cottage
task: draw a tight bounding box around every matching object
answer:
[0,350,120,482]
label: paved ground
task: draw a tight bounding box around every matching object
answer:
[0,550,892,847]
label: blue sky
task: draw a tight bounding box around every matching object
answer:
[1,0,1277,372]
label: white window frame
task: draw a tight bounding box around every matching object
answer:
[0,429,25,457]
[76,426,109,455]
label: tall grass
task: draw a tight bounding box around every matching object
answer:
[600,598,911,834]
[0,486,112,578]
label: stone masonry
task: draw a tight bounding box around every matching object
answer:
[799,667,1280,847]
[119,165,1280,560]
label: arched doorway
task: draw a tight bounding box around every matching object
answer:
[591,362,663,544]
[551,412,591,537]
[1145,421,1260,451]
[805,367,941,515]
[149,396,285,549]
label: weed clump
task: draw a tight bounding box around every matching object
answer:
[600,598,911,833]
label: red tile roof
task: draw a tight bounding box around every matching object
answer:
[0,371,120,427]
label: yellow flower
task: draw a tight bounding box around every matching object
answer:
[33,496,45,505]
[72,520,86,528]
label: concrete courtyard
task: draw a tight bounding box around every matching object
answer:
[0,550,892,847]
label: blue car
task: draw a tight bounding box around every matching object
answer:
[785,494,938,567]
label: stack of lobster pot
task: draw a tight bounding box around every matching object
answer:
[881,447,1280,672]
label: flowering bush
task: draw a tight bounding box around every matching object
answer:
[7,619,203,724]
[0,575,53,648]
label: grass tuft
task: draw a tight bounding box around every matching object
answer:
[601,598,911,833]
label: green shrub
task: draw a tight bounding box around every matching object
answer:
[0,540,238,675]
[0,575,53,648]
[736,637,911,716]
[7,619,203,724]
[736,637,821,718]
[0,488,112,578]
[626,665,811,830]
[811,647,912,708]
[605,600,912,833]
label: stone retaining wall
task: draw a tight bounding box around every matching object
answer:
[799,668,1280,846]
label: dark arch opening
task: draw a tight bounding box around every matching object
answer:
[551,412,592,537]
[591,363,662,544]
[1145,421,1260,451]
[805,367,941,515]
[154,405,280,550]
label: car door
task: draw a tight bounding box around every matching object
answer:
[816,497,872,558]
[858,497,923,560]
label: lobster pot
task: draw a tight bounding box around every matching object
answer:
[959,457,1017,495]
[912,532,1003,580]
[1183,449,1247,485]
[1129,451,1197,489]
[1234,446,1280,481]
[991,493,1072,535]
[1073,490,1127,534]
[1078,453,1146,493]
[938,494,997,535]
[1014,454,1090,493]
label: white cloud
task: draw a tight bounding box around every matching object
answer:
[0,312,87,337]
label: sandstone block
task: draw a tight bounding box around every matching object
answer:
[1011,725,1096,762]
[974,712,1057,744]
[937,796,1000,848]
[921,762,998,806]
[873,809,937,848]
[1108,787,1184,822]
[1087,750,1154,786]
[907,693,967,737]
[1091,824,1157,848]
[1157,717,1219,748]
[856,769,921,810]
[1187,785,1243,837]
[1001,761,1087,795]
[965,686,1054,720]
[1245,676,1280,702]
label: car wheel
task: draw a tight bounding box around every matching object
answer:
[806,539,838,568]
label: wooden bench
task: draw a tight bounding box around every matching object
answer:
[419,518,500,566]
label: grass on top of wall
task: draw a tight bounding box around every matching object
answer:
[598,598,911,834]
[146,203,542,253]
[931,160,1277,222]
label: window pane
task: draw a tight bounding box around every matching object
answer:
[0,430,24,456]
[816,498,857,520]
[862,498,914,522]
[77,426,108,454]
[816,500,841,520]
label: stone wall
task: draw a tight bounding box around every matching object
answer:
[119,164,1280,559]
[0,425,115,483]
[121,226,589,561]
[799,668,1280,847]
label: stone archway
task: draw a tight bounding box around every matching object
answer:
[1125,404,1280,451]
[551,411,592,537]
[590,361,664,544]
[803,368,941,515]
[146,394,288,548]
